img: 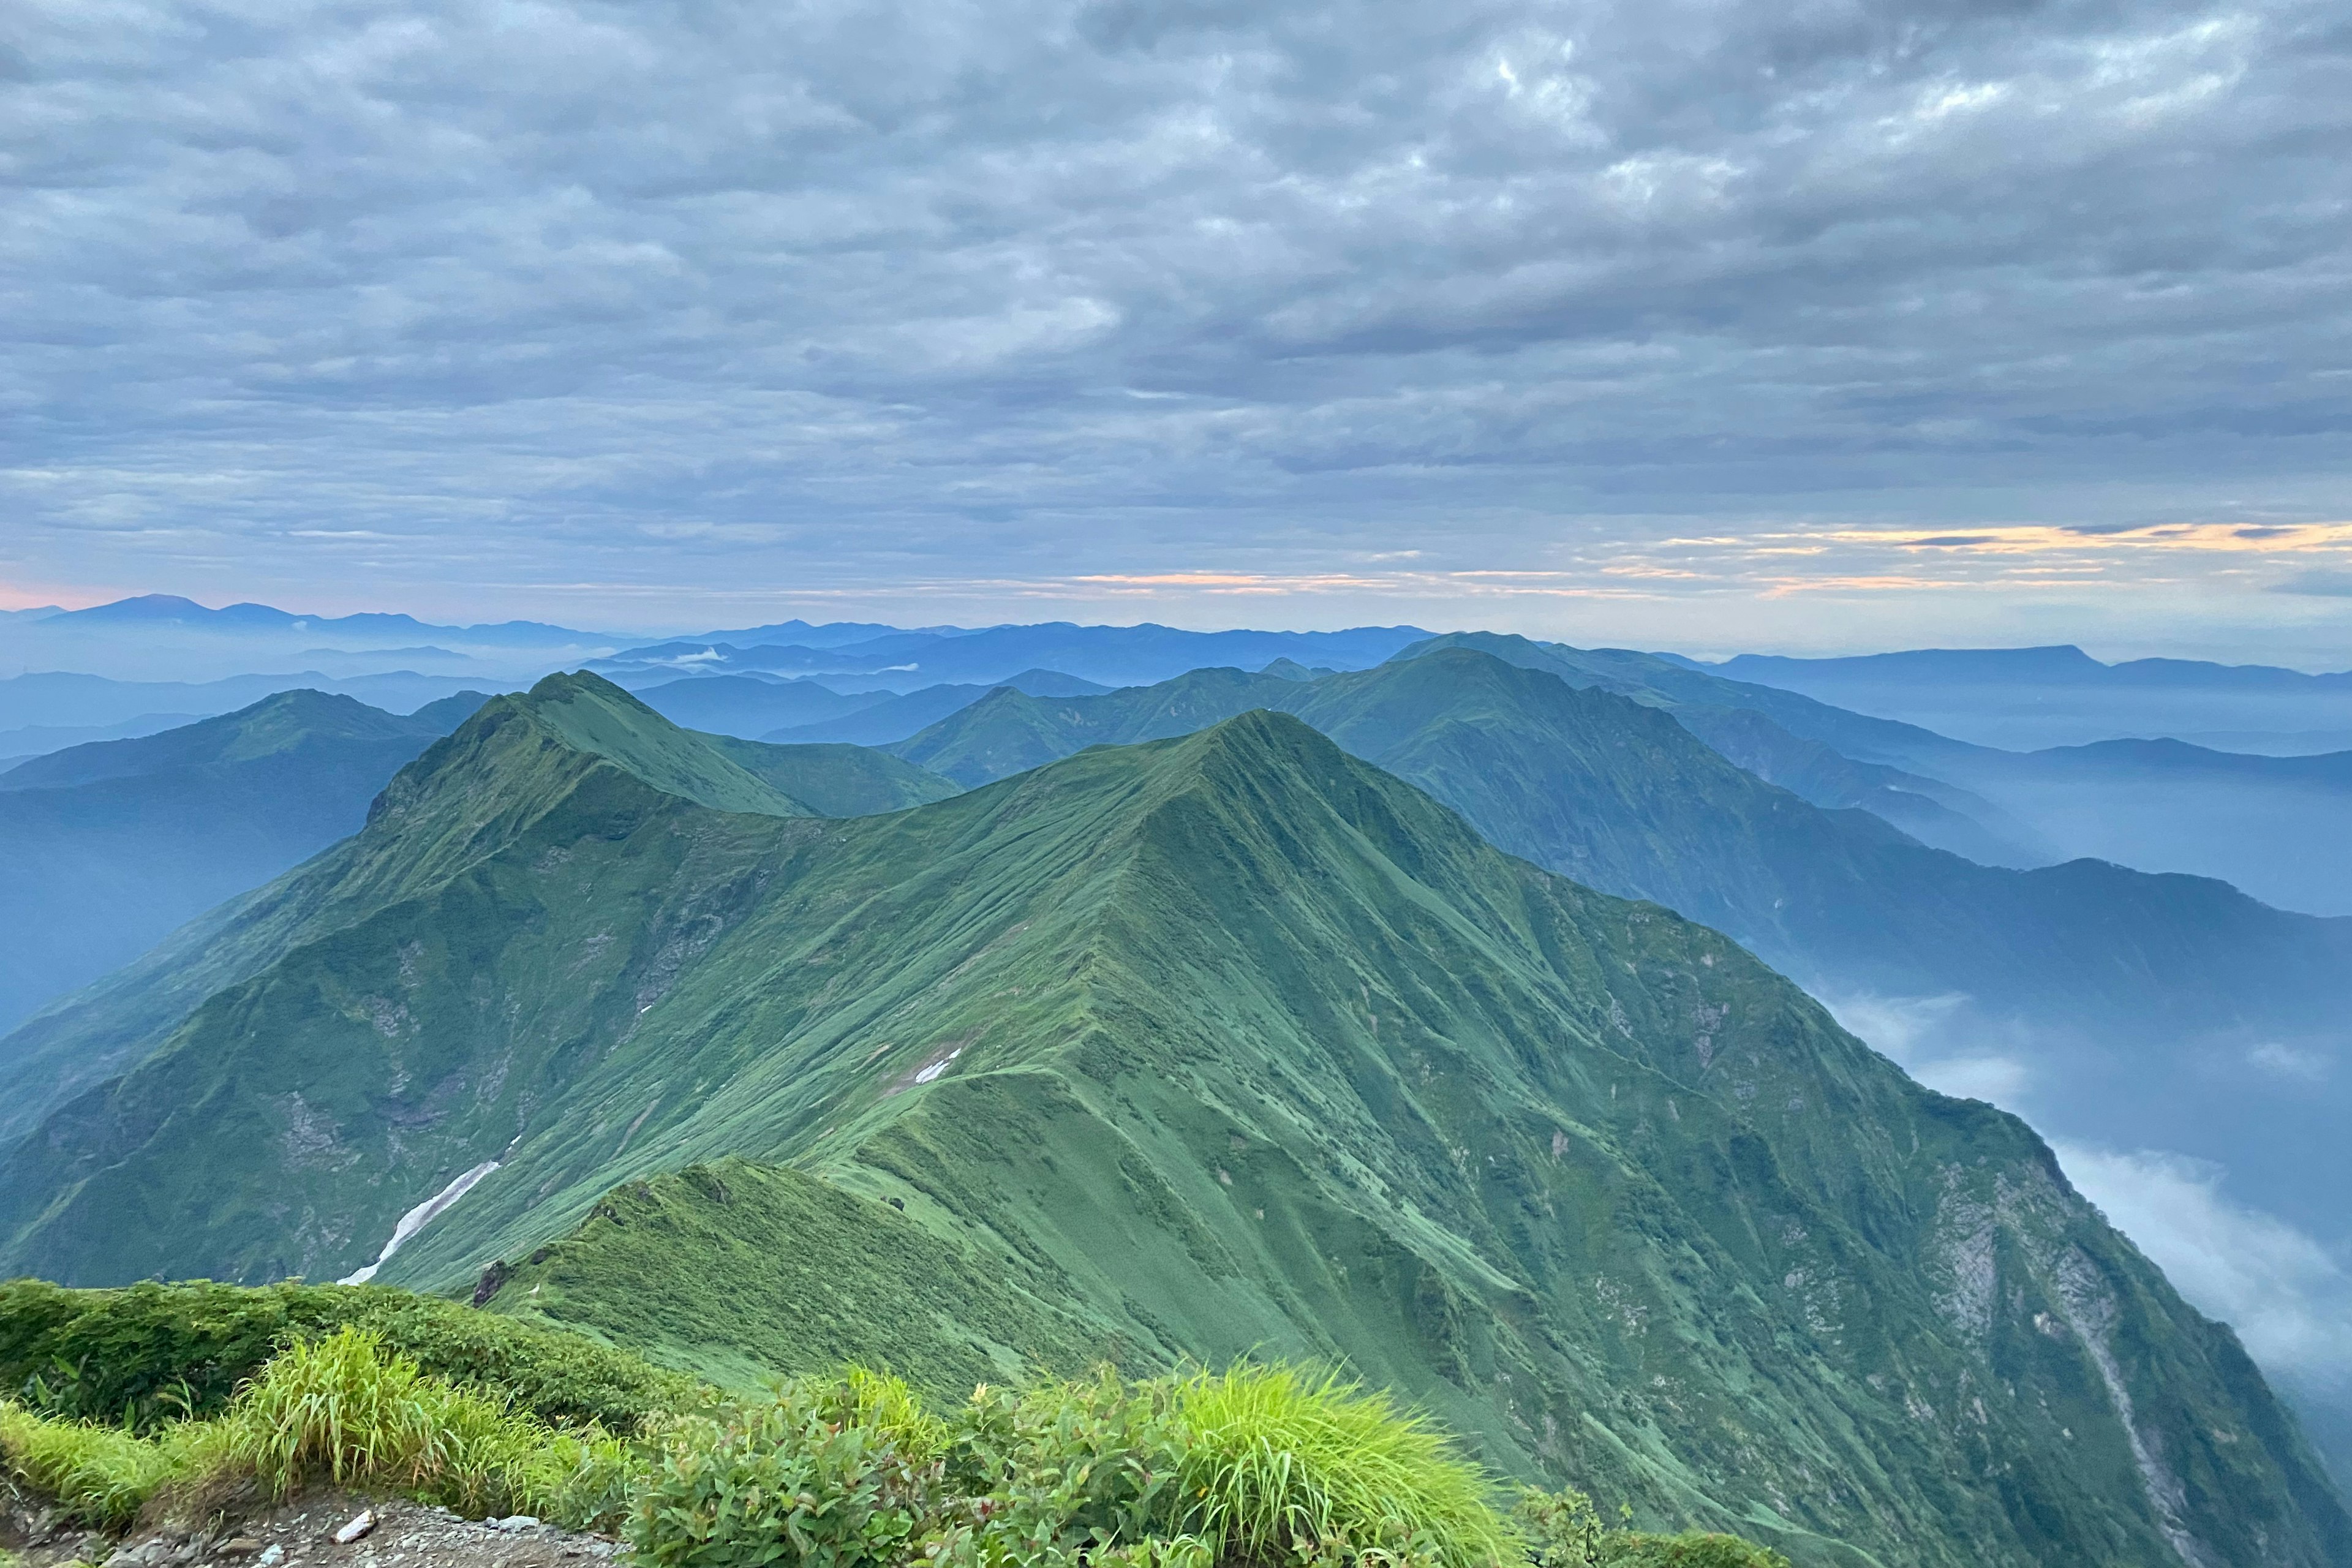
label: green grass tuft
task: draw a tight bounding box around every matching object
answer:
[0,1400,181,1528]
[0,1327,635,1534]
[224,1327,632,1524]
[1170,1365,1512,1566]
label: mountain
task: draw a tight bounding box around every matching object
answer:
[589,622,1431,692]
[1413,632,2352,922]
[701,737,962,817]
[45,594,611,647]
[634,674,892,739]
[0,597,634,687]
[0,674,2342,1566]
[0,679,953,1142]
[1402,632,1984,776]
[0,688,487,1044]
[1668,705,2052,868]
[888,650,2352,1250]
[688,617,969,647]
[994,667,1112,697]
[1700,645,2352,752]
[761,684,1001,745]
[0,670,508,742]
[1913,737,2352,916]
[0,712,207,770]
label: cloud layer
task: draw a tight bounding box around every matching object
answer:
[2059,1142,2352,1385]
[3,0,2350,642]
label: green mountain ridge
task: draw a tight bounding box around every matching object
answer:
[886,648,2352,1240]
[0,676,959,1142]
[1,674,2343,1566]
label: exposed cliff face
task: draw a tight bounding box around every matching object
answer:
[1,676,2343,1566]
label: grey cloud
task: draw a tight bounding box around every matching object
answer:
[2,0,2350,603]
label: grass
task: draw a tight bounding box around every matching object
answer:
[1,1321,1783,1568]
[0,1278,698,1433]
[0,1400,186,1528]
[630,1363,1520,1568]
[1169,1365,1510,1564]
[0,1329,634,1534]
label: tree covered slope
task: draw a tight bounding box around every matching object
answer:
[0,674,2342,1566]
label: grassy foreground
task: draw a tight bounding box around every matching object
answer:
[0,1284,1785,1568]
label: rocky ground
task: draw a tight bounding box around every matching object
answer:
[1,1485,625,1568]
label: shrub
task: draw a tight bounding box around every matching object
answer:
[936,1372,1200,1568]
[1517,1488,1790,1568]
[0,1279,696,1433]
[1516,1486,1607,1567]
[636,1365,1509,1568]
[630,1374,945,1568]
[1602,1534,1791,1568]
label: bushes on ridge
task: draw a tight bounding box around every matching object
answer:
[631,1365,1512,1568]
[0,1278,695,1432]
[0,1287,1790,1568]
[1518,1487,1792,1568]
[0,1329,635,1533]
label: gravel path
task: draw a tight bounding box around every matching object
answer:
[2,1485,625,1568]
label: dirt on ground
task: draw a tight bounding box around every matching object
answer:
[1,1483,626,1568]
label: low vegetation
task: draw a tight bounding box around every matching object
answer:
[2,1327,635,1532]
[628,1363,1518,1568]
[1,1281,1787,1567]
[0,1277,698,1431]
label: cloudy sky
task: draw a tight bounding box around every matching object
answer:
[4,0,2349,655]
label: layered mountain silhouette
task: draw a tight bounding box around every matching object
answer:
[1507,635,2352,910]
[0,690,488,1039]
[0,673,2343,1566]
[1702,644,2352,752]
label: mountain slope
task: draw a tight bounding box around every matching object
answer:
[0,680,2343,1566]
[887,650,2352,1247]
[1918,737,2352,916]
[0,689,486,1041]
[703,737,962,815]
[634,674,891,738]
[1458,633,2352,910]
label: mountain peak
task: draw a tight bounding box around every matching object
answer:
[0,687,445,792]
[401,669,815,822]
[64,593,221,623]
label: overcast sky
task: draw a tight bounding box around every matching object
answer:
[4,0,2349,656]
